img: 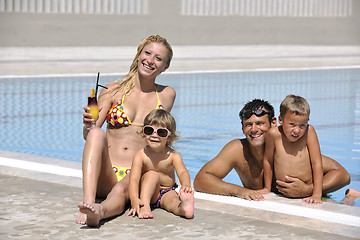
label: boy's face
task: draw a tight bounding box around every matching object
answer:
[143,124,170,150]
[279,111,309,142]
[242,111,273,148]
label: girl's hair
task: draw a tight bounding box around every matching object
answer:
[143,109,179,147]
[280,94,310,119]
[105,35,173,98]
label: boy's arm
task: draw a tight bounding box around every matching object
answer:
[303,125,323,204]
[261,129,275,193]
[127,151,144,217]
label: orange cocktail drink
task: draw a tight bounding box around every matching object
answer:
[88,88,99,127]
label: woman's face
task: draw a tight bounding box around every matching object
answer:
[137,42,169,78]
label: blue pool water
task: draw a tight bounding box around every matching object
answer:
[1,68,359,206]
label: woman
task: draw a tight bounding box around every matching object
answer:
[76,35,176,227]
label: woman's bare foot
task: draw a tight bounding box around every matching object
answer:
[345,189,360,198]
[179,189,194,219]
[138,204,153,219]
[76,212,87,225]
[78,202,103,227]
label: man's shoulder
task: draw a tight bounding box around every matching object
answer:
[222,138,246,155]
[227,138,245,148]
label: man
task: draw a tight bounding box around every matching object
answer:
[193,99,350,201]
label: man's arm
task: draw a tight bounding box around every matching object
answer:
[194,140,264,201]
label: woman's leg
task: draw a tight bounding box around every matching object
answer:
[77,127,117,225]
[80,174,131,227]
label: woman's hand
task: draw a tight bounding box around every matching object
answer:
[83,105,103,127]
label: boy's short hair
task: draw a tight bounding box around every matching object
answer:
[143,109,179,147]
[280,95,310,119]
[239,99,275,125]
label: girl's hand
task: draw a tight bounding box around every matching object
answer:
[127,198,144,217]
[179,186,194,195]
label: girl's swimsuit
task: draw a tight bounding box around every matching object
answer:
[151,183,178,208]
[106,88,164,127]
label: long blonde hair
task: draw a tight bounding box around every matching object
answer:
[111,35,173,97]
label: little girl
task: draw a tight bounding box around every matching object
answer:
[128,109,194,219]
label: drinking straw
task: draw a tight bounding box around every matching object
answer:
[94,72,108,98]
[95,72,100,98]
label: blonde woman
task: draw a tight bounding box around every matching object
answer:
[77,35,176,227]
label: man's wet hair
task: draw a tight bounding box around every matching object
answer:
[239,99,275,125]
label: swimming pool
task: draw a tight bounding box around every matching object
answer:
[1,67,359,205]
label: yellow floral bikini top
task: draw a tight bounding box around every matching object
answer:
[106,88,164,127]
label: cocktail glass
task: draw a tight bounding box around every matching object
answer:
[88,88,99,129]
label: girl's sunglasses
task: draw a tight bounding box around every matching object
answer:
[143,125,171,138]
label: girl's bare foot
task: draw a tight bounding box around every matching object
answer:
[78,202,103,227]
[76,212,87,225]
[179,189,194,219]
[138,204,153,219]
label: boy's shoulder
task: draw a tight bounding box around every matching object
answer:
[307,124,315,130]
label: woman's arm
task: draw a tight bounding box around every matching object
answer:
[157,85,176,112]
[82,83,115,140]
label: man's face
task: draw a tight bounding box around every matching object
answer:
[242,112,272,148]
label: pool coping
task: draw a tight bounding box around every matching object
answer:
[1,150,359,238]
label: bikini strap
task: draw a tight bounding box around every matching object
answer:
[155,86,164,109]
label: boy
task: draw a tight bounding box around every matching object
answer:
[128,109,194,219]
[261,95,323,204]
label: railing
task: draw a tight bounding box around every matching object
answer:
[0,0,148,14]
[0,0,354,17]
[181,0,353,17]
